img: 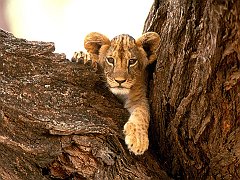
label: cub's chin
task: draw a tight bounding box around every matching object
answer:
[110,87,130,96]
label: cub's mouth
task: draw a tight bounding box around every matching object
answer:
[109,84,129,89]
[116,85,125,88]
[110,87,130,95]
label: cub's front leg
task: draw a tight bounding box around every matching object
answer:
[124,99,150,155]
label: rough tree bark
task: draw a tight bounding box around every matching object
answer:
[0,29,169,179]
[145,0,240,179]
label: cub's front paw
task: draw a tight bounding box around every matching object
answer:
[71,51,97,68]
[123,121,149,155]
[71,51,88,63]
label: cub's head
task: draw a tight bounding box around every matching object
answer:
[84,32,160,95]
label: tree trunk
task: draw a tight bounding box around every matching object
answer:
[145,0,240,179]
[0,29,169,179]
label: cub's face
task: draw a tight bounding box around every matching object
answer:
[102,35,145,95]
[84,32,160,95]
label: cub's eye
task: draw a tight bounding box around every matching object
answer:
[106,57,114,65]
[129,58,138,66]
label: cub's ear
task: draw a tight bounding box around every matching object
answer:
[84,32,110,62]
[136,32,160,64]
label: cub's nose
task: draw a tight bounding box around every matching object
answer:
[115,79,126,85]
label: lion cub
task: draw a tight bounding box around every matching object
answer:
[84,32,160,155]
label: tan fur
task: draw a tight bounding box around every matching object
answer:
[72,51,91,63]
[84,32,160,155]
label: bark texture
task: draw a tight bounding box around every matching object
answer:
[145,0,240,179]
[0,29,169,179]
